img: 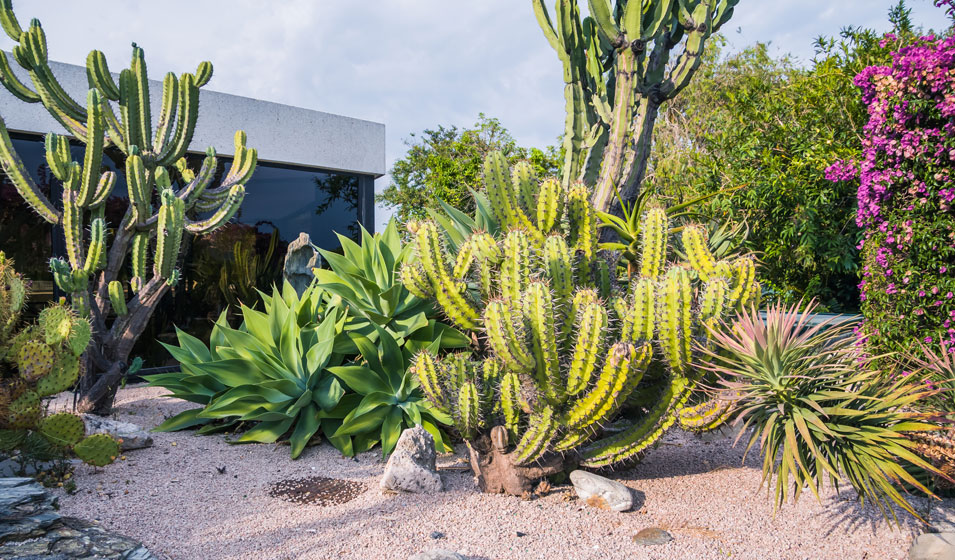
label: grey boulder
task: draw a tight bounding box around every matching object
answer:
[911,533,955,560]
[380,427,443,494]
[570,470,634,512]
[81,415,153,451]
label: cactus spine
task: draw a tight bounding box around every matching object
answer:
[405,152,756,491]
[0,1,258,413]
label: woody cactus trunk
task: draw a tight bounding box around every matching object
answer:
[0,2,257,413]
[404,151,758,494]
[533,0,737,212]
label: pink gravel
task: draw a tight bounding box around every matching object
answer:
[56,385,926,560]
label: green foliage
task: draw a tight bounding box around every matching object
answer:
[405,151,757,475]
[649,21,911,311]
[377,114,560,222]
[149,225,469,458]
[329,326,453,457]
[703,301,944,524]
[0,252,118,468]
[0,1,257,412]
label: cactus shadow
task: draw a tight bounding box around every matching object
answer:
[820,487,927,537]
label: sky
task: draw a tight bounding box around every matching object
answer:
[1,1,950,230]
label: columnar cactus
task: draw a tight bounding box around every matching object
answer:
[533,0,738,212]
[404,151,757,492]
[0,1,257,413]
[0,253,119,467]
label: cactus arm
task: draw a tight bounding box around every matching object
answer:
[88,170,116,209]
[567,183,597,259]
[683,224,716,281]
[413,221,481,330]
[413,351,448,413]
[129,45,152,149]
[195,61,213,87]
[78,89,106,206]
[85,50,120,101]
[500,229,531,304]
[542,234,573,308]
[631,277,655,342]
[108,280,128,316]
[483,300,535,372]
[83,218,106,274]
[0,118,59,223]
[184,185,245,234]
[512,161,538,219]
[399,261,433,300]
[657,267,692,375]
[125,154,150,224]
[455,381,480,439]
[532,0,564,55]
[639,207,668,278]
[61,174,85,268]
[0,50,38,102]
[512,405,557,465]
[0,0,22,40]
[580,375,692,467]
[565,342,644,433]
[566,299,607,395]
[154,189,184,279]
[500,371,523,443]
[536,178,564,233]
[586,0,620,42]
[523,282,563,406]
[152,72,178,153]
[155,73,198,166]
[43,133,70,180]
[129,232,149,293]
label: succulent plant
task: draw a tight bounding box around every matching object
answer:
[0,0,257,414]
[403,151,758,494]
[0,252,118,467]
[703,301,945,524]
[329,326,454,458]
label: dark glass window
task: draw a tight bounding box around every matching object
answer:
[0,133,374,365]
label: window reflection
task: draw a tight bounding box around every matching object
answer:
[0,133,373,366]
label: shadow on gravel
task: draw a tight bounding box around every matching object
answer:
[821,488,925,536]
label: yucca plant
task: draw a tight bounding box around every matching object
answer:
[905,342,955,495]
[703,301,946,524]
[148,282,358,458]
[329,326,453,457]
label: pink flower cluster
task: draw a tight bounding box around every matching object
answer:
[832,29,955,355]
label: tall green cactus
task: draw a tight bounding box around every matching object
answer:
[405,151,757,492]
[533,0,737,212]
[0,1,257,413]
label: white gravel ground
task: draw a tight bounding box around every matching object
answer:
[54,385,928,560]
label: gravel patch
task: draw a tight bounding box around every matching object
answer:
[55,385,928,560]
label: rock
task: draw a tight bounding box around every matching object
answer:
[408,549,467,560]
[430,531,444,539]
[81,415,153,451]
[0,477,158,559]
[910,532,955,560]
[633,527,673,546]
[380,427,443,494]
[932,504,955,533]
[569,470,633,512]
[283,232,321,296]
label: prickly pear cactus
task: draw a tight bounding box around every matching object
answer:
[0,252,118,468]
[404,152,757,493]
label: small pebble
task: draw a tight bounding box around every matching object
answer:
[516,531,527,537]
[430,531,444,539]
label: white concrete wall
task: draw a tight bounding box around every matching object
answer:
[0,55,386,177]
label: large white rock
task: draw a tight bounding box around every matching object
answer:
[570,470,634,512]
[380,427,443,494]
[408,550,467,560]
[81,415,153,451]
[910,532,955,560]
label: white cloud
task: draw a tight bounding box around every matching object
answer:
[0,0,947,231]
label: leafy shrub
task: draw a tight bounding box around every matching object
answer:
[833,31,955,357]
[703,301,943,523]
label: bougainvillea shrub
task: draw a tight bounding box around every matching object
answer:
[829,22,955,356]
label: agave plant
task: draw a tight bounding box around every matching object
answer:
[148,282,358,458]
[703,301,945,524]
[313,220,469,354]
[329,326,453,457]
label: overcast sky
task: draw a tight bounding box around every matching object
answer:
[1,1,949,229]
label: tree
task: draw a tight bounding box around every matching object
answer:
[377,114,559,222]
[646,15,916,311]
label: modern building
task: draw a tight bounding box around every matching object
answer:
[0,56,385,366]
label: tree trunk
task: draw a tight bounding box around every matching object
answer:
[75,275,171,415]
[465,426,575,495]
[591,95,661,215]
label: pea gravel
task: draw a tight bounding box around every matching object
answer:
[54,385,928,560]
